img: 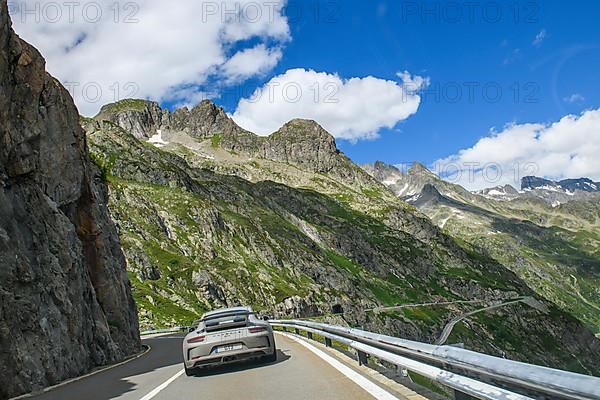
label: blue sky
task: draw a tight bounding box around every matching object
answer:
[213,0,600,168]
[11,0,600,188]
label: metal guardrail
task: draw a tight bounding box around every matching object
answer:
[270,319,600,400]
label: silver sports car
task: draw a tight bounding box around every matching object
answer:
[182,306,277,376]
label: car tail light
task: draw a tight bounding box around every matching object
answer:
[187,335,206,343]
[248,326,268,333]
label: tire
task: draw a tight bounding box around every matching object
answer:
[263,347,277,363]
[184,364,196,377]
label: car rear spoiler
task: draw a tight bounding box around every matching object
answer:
[204,315,249,332]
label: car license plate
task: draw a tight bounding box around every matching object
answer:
[217,344,242,353]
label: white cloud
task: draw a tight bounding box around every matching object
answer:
[221,44,283,83]
[563,93,585,104]
[533,29,547,47]
[231,68,425,141]
[9,0,290,115]
[396,71,430,91]
[435,109,600,190]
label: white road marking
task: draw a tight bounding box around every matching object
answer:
[278,332,399,400]
[9,346,152,400]
[138,369,185,400]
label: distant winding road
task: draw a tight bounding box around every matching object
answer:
[436,297,531,345]
[369,299,486,314]
[570,275,600,313]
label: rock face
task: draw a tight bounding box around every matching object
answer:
[96,99,166,140]
[410,183,446,207]
[95,99,243,140]
[258,119,340,173]
[0,2,140,398]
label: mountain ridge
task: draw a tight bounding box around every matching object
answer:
[522,175,600,194]
[93,99,397,212]
[94,98,374,179]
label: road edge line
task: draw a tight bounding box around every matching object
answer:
[277,332,400,400]
[139,369,185,400]
[9,342,153,400]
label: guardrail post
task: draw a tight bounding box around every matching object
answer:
[282,326,287,332]
[325,338,332,348]
[307,332,313,340]
[357,350,368,366]
[295,328,300,335]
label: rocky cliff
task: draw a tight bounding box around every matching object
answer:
[95,99,241,141]
[0,2,140,398]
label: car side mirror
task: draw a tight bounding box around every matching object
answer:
[188,327,195,333]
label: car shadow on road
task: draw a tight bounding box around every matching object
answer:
[190,350,291,378]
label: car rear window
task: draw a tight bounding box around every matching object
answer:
[203,312,249,332]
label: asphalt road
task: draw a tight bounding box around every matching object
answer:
[436,297,529,345]
[30,333,396,400]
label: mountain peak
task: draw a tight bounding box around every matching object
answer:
[501,184,520,194]
[269,118,338,154]
[373,160,401,173]
[407,183,445,207]
[176,99,242,139]
[276,119,334,141]
[96,98,159,116]
[94,98,165,139]
[287,117,321,126]
[361,161,403,183]
[408,162,433,175]
[558,177,599,192]
[188,98,226,117]
[521,176,556,191]
[255,118,342,173]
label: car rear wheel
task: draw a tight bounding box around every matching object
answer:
[263,348,277,363]
[184,364,196,377]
